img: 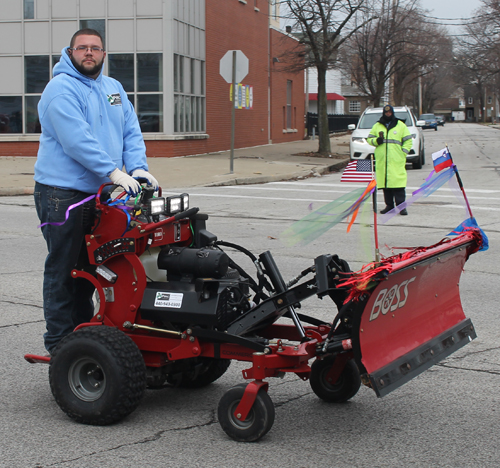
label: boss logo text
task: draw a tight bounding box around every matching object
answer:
[369,277,416,321]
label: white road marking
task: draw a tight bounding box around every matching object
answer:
[165,192,500,211]
[200,185,500,202]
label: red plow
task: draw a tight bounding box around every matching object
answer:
[26,182,482,441]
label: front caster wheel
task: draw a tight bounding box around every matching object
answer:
[218,383,275,442]
[49,326,146,425]
[310,356,361,403]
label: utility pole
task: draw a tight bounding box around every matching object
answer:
[418,74,422,116]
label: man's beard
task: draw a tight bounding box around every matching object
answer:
[70,54,104,78]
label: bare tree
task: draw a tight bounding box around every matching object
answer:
[340,0,447,109]
[280,0,375,155]
[454,0,500,121]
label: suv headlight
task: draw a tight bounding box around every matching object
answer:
[411,134,417,139]
[352,137,366,143]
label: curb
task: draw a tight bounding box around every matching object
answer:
[0,159,350,196]
[0,186,34,196]
[205,159,349,187]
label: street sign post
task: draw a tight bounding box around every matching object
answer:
[219,50,249,173]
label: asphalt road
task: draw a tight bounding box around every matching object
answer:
[1,122,499,467]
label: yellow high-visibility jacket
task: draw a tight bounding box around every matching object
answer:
[367,119,412,188]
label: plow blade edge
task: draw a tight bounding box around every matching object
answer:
[353,235,478,397]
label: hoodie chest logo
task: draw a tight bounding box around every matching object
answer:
[107,93,122,106]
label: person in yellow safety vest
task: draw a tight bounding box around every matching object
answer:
[367,105,413,215]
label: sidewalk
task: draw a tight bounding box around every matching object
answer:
[0,133,351,196]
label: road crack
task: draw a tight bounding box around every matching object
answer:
[436,362,500,376]
[35,410,218,467]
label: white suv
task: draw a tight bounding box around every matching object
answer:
[348,106,425,169]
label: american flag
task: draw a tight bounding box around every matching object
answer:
[340,160,374,183]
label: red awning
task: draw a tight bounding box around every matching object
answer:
[308,93,345,101]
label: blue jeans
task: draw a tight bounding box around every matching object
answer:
[34,183,96,353]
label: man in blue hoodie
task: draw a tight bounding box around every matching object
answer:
[34,28,158,355]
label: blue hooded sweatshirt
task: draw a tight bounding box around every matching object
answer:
[34,47,148,193]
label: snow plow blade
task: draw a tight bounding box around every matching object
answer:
[349,231,480,397]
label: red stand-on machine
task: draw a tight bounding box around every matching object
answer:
[25,183,482,442]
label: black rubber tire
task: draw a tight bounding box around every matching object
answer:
[421,147,425,165]
[49,326,146,425]
[310,356,361,403]
[167,358,230,388]
[218,383,275,442]
[434,126,438,131]
[412,155,422,170]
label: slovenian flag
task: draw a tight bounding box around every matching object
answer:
[432,148,453,172]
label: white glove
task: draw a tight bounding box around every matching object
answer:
[109,168,142,196]
[132,169,159,190]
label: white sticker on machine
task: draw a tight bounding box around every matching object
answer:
[154,292,183,308]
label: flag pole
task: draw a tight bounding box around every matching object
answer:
[371,154,380,262]
[446,144,474,219]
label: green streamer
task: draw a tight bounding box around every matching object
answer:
[281,187,367,247]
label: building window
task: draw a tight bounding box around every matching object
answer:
[0,96,23,134]
[26,96,42,133]
[174,53,205,133]
[138,54,163,92]
[488,96,492,104]
[25,56,50,94]
[108,53,164,132]
[24,0,34,19]
[286,80,292,128]
[349,100,361,113]
[80,19,106,45]
[468,97,473,105]
[21,55,51,133]
[108,54,134,92]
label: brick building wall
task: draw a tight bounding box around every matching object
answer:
[205,0,270,152]
[269,28,305,143]
[2,2,306,158]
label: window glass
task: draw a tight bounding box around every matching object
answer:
[174,94,179,132]
[349,101,361,113]
[24,0,34,19]
[200,61,204,94]
[137,54,162,92]
[185,95,190,131]
[25,56,50,93]
[79,20,106,47]
[108,54,134,92]
[0,96,23,134]
[174,55,179,92]
[286,80,292,128]
[26,95,41,133]
[137,94,163,132]
[395,111,411,125]
[179,95,184,132]
[359,111,411,129]
[52,55,61,69]
[191,97,197,132]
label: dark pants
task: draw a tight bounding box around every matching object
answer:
[34,182,96,353]
[383,188,406,209]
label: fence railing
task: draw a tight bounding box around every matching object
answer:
[306,113,359,136]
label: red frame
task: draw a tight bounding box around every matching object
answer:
[25,185,481,422]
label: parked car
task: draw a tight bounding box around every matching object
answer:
[435,115,445,126]
[419,113,438,131]
[347,106,426,169]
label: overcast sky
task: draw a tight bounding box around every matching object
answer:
[419,0,482,34]
[420,0,481,18]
